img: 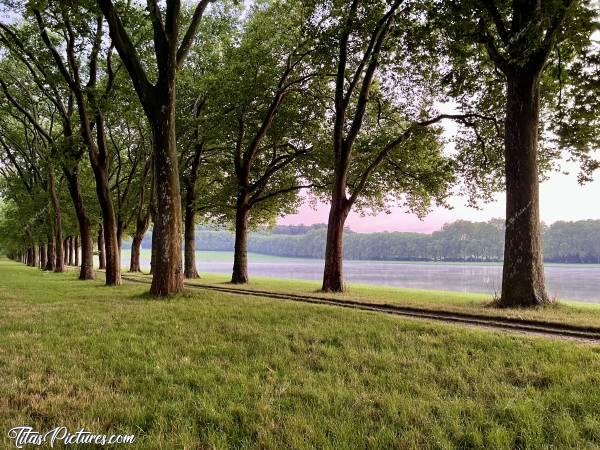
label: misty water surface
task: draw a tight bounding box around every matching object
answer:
[117,249,600,303]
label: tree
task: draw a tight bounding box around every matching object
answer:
[96,0,215,295]
[176,10,236,279]
[0,21,98,279]
[0,62,68,273]
[31,3,123,285]
[201,0,325,284]
[439,0,599,306]
[312,0,493,292]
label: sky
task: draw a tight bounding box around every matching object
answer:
[279,159,600,234]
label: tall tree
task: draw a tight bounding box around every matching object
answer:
[201,0,324,284]
[0,65,68,273]
[0,22,96,280]
[439,0,599,306]
[32,4,122,285]
[96,0,214,295]
[313,0,494,292]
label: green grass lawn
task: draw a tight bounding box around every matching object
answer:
[2,259,600,449]
[123,271,600,330]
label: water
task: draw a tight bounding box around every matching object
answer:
[118,249,600,303]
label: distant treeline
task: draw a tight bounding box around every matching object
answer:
[138,220,600,263]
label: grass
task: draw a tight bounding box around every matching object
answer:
[2,259,600,449]
[123,271,600,330]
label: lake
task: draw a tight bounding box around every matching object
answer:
[116,249,600,303]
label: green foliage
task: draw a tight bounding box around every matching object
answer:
[305,0,459,216]
[435,0,600,192]
[194,0,327,227]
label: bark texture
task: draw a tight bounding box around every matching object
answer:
[231,199,250,284]
[148,110,184,294]
[322,175,350,292]
[40,245,47,269]
[96,0,213,295]
[500,71,549,306]
[45,230,55,272]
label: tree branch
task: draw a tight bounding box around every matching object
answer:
[96,0,155,112]
[177,0,213,68]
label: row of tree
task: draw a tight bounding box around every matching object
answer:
[0,0,598,307]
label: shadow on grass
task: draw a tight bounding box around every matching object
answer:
[130,289,200,302]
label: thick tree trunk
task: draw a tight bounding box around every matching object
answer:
[231,199,250,284]
[499,71,550,307]
[148,106,184,295]
[98,224,106,270]
[129,234,143,272]
[64,171,95,280]
[322,202,350,292]
[45,231,55,272]
[322,170,350,292]
[48,171,64,273]
[149,171,157,276]
[40,245,46,269]
[150,225,156,275]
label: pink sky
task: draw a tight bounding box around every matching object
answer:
[279,160,600,233]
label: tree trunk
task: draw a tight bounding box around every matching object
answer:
[40,245,46,269]
[231,199,250,284]
[75,235,80,267]
[148,105,184,295]
[64,170,95,280]
[65,239,69,264]
[90,147,121,285]
[183,140,202,279]
[69,236,75,266]
[130,213,150,273]
[130,233,143,272]
[184,196,199,279]
[117,220,124,262]
[499,71,549,307]
[48,171,64,273]
[45,231,55,272]
[150,225,156,275]
[322,201,350,292]
[98,224,106,270]
[322,169,350,292]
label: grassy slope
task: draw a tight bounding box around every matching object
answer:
[124,272,600,330]
[2,260,600,449]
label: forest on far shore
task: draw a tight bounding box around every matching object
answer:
[135,219,600,264]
